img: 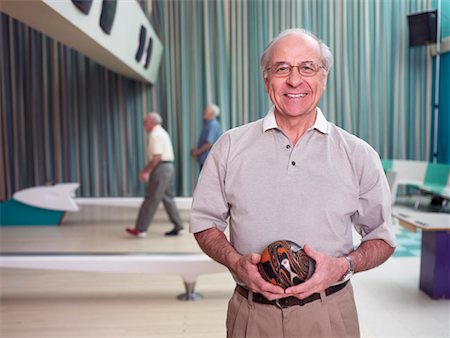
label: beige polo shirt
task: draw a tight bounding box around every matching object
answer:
[147,124,174,162]
[190,107,396,258]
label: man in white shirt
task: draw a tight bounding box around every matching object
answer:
[126,112,184,237]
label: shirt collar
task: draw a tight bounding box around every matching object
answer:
[150,124,163,134]
[310,108,330,134]
[262,107,330,134]
[262,107,278,131]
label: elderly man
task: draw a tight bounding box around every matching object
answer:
[190,29,396,338]
[126,112,184,238]
[191,104,222,169]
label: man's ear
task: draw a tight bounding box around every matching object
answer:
[263,76,269,92]
[322,71,329,90]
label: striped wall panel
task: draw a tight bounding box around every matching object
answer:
[0,0,438,200]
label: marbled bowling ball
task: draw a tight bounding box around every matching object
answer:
[257,240,315,289]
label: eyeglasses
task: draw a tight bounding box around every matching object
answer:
[265,61,327,78]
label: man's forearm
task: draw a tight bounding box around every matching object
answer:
[194,227,241,270]
[143,154,162,173]
[198,142,212,154]
[349,239,395,273]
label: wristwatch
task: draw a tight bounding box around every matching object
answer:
[341,255,354,282]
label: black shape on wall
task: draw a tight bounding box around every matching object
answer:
[407,10,437,47]
[99,0,117,35]
[135,25,147,62]
[71,0,93,15]
[144,38,153,69]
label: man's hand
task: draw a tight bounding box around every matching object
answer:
[191,149,200,157]
[194,228,283,300]
[191,142,211,158]
[139,155,161,182]
[139,170,150,182]
[284,244,347,300]
[285,239,395,300]
[230,253,285,301]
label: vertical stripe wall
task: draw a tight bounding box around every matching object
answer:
[0,0,442,200]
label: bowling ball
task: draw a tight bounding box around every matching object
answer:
[257,240,315,289]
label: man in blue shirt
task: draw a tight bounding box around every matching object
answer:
[191,104,222,169]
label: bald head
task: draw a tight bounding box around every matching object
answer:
[204,104,220,120]
[145,112,162,124]
[143,112,162,133]
[260,28,333,76]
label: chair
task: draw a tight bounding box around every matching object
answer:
[386,170,399,205]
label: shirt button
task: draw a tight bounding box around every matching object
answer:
[292,161,296,166]
[286,145,291,149]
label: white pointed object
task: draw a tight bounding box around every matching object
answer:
[13,183,80,212]
[0,0,163,84]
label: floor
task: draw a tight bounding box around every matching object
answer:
[1,204,449,338]
[393,226,422,258]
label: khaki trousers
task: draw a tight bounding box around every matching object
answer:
[226,282,360,338]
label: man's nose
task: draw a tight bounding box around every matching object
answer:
[287,66,303,86]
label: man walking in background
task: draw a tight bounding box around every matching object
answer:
[191,104,222,169]
[126,112,184,238]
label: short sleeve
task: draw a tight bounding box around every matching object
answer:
[149,132,164,155]
[351,144,397,248]
[189,134,230,234]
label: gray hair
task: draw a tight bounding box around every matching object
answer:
[145,112,162,124]
[208,104,220,117]
[260,28,334,76]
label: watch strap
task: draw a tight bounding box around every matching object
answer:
[344,255,354,273]
[340,255,354,282]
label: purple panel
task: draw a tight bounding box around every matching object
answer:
[420,231,450,299]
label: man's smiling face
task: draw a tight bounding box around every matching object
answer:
[264,33,328,120]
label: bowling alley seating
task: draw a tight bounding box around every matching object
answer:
[381,159,450,209]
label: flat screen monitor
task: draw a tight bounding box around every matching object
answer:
[407,10,437,47]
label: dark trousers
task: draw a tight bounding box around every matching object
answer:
[135,163,183,232]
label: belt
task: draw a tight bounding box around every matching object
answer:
[159,161,172,164]
[235,281,348,309]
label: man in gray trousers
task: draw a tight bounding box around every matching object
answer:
[126,112,184,238]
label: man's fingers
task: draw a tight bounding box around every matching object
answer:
[250,253,261,265]
[303,243,317,259]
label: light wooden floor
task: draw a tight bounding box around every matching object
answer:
[1,206,234,338]
[1,206,449,338]
[1,269,235,338]
[0,206,199,253]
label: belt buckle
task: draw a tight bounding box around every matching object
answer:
[275,298,286,309]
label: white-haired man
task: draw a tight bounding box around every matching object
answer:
[191,104,222,169]
[190,29,396,337]
[126,112,184,237]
